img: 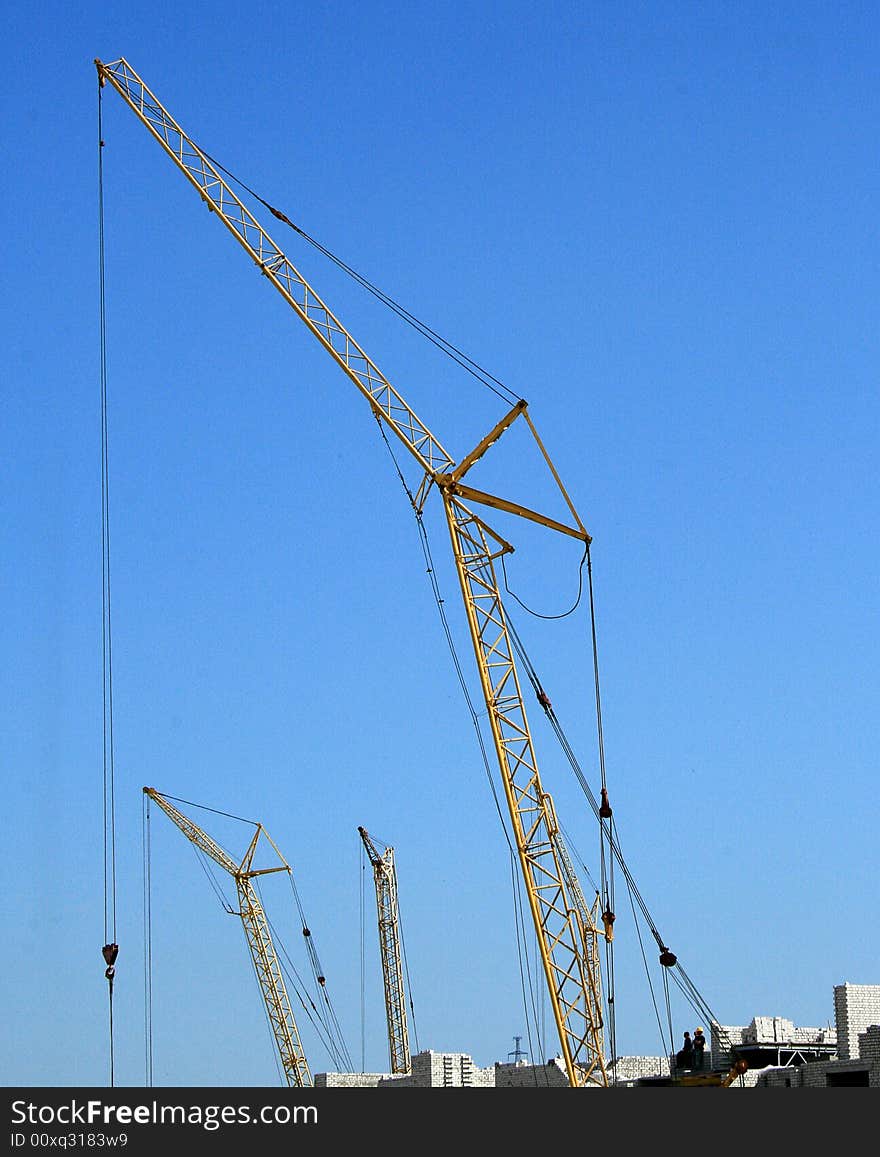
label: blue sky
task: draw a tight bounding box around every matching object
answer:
[3,2,878,1088]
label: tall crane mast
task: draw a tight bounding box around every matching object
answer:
[101,58,608,1086]
[358,826,411,1076]
[143,787,313,1087]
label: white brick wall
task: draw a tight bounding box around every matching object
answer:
[609,1056,671,1081]
[494,1059,569,1087]
[857,1025,880,1064]
[834,983,880,1060]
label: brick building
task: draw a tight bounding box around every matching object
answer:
[315,980,880,1088]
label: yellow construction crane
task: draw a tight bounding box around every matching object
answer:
[101,58,608,1087]
[553,830,605,1016]
[143,787,313,1087]
[358,826,411,1076]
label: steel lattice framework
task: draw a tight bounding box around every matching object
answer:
[144,788,313,1087]
[358,827,411,1076]
[104,58,608,1086]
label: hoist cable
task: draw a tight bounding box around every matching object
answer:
[585,548,608,795]
[395,877,420,1055]
[359,851,367,1071]
[505,544,616,955]
[276,873,351,1067]
[507,613,725,1051]
[557,823,600,897]
[98,77,116,949]
[195,148,520,407]
[509,850,551,1085]
[274,938,352,1073]
[150,793,247,911]
[501,536,623,1057]
[264,858,355,1071]
[97,78,120,1089]
[508,604,721,1028]
[585,547,617,997]
[288,220,518,405]
[142,799,154,1087]
[505,614,663,946]
[190,840,237,912]
[251,909,346,1075]
[622,857,673,1058]
[264,888,355,1074]
[501,541,588,621]
[277,870,353,1064]
[602,937,617,1077]
[156,791,259,829]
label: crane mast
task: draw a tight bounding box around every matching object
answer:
[143,787,313,1087]
[358,827,411,1076]
[103,58,607,1086]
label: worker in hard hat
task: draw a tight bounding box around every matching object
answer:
[693,1027,706,1070]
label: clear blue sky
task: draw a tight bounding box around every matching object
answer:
[3,2,878,1088]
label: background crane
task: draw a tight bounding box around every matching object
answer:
[358,826,411,1076]
[99,57,609,1086]
[143,786,313,1087]
[553,829,605,1028]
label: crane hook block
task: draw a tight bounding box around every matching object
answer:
[659,947,677,968]
[302,927,311,937]
[599,788,612,818]
[102,943,119,967]
[601,909,615,941]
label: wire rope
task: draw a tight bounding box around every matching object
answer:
[509,850,553,1085]
[97,77,120,1090]
[263,884,355,1074]
[359,845,367,1072]
[506,594,729,1067]
[398,909,420,1057]
[142,799,154,1087]
[197,149,520,408]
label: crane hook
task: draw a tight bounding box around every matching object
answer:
[102,943,119,984]
[601,908,615,941]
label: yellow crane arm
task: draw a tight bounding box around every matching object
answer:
[104,57,605,1085]
[95,57,455,481]
[358,827,411,1076]
[144,787,312,1087]
[442,498,607,1086]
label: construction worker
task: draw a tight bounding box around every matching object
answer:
[693,1027,706,1070]
[676,1030,694,1070]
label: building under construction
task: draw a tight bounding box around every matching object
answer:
[314,983,880,1088]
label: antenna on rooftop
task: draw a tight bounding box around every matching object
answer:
[508,1035,528,1064]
